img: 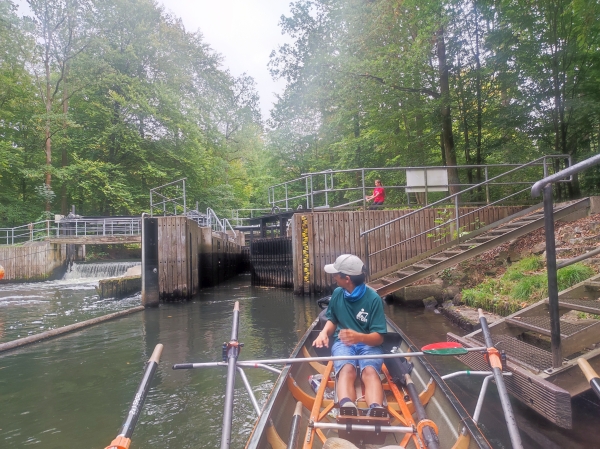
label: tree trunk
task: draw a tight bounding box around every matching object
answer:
[45,33,52,212]
[437,27,460,195]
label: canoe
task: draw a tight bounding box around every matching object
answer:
[245,310,493,449]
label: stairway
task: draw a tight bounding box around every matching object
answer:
[368,198,590,297]
[447,273,600,429]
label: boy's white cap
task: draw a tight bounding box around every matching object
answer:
[324,254,364,276]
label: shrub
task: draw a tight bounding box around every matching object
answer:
[557,264,594,290]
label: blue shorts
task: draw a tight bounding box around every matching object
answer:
[331,340,384,377]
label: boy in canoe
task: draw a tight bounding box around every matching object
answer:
[312,254,387,416]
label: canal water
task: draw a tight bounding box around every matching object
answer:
[0,266,597,448]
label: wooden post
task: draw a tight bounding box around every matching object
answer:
[142,216,159,307]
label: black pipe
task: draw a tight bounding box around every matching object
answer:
[404,376,440,449]
[220,301,241,449]
[542,185,562,368]
[287,401,303,449]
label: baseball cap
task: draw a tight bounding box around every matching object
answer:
[324,254,365,276]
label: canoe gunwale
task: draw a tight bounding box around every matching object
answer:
[385,318,493,449]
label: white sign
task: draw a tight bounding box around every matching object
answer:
[406,169,449,193]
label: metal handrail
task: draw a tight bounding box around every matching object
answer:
[359,155,571,274]
[206,208,237,238]
[361,156,565,237]
[268,157,568,212]
[531,152,600,369]
[0,217,142,245]
[150,178,187,217]
[531,154,600,197]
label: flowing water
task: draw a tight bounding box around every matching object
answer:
[0,266,597,448]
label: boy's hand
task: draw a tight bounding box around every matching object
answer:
[312,331,329,348]
[339,329,361,345]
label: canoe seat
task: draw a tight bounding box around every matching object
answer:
[336,415,391,446]
[323,438,402,449]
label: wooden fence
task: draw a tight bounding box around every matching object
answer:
[292,206,525,294]
[0,242,66,282]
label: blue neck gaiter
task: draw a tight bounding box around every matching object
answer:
[343,283,366,302]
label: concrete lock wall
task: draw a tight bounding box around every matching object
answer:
[0,241,66,282]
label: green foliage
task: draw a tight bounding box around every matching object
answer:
[503,256,544,281]
[464,255,596,315]
[0,0,266,226]
[557,264,595,289]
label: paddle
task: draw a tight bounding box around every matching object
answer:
[388,356,440,449]
[105,344,163,449]
[421,341,469,356]
[478,309,523,449]
[220,301,242,449]
[577,358,600,400]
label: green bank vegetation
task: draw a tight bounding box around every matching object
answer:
[462,256,595,316]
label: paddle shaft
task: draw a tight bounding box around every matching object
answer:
[108,343,163,449]
[221,302,241,449]
[577,358,600,400]
[287,401,303,449]
[478,309,523,449]
[172,346,486,370]
[404,374,440,449]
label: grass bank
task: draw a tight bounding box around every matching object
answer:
[461,255,595,316]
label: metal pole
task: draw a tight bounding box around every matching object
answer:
[221,301,241,449]
[362,169,367,210]
[472,375,493,423]
[424,168,429,206]
[173,346,487,369]
[183,179,186,215]
[324,174,328,207]
[478,309,523,449]
[150,191,153,217]
[285,184,289,210]
[485,167,490,204]
[542,184,562,368]
[454,194,460,243]
[310,175,314,211]
[305,178,309,210]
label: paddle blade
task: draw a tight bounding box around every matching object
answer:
[422,342,468,356]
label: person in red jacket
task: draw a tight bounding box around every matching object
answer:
[366,179,385,209]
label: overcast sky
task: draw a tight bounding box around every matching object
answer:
[160,0,292,120]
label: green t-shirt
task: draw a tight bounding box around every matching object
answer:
[325,285,387,342]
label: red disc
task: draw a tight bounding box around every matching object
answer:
[421,342,463,351]
[0,265,4,280]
